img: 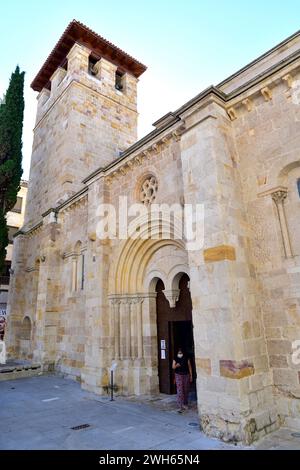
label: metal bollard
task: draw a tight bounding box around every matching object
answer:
[110,370,114,401]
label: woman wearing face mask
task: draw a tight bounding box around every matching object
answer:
[172,347,193,413]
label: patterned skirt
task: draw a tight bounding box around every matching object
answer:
[175,373,190,407]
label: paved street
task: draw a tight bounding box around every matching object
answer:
[0,375,299,450]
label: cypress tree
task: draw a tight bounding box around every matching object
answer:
[0,66,25,273]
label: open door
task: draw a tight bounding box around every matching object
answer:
[156,274,197,395]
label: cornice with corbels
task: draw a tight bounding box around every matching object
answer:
[26,223,43,239]
[58,193,88,214]
[225,60,300,121]
[19,192,89,237]
[104,125,185,186]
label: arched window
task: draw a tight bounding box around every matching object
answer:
[297,178,300,198]
[72,241,85,292]
[80,253,85,290]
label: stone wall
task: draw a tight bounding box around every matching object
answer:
[230,68,300,430]
[54,197,88,379]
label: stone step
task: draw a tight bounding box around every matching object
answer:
[0,363,42,381]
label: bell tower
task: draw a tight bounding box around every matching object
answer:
[25,20,146,226]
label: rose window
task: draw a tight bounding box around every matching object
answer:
[140,176,158,205]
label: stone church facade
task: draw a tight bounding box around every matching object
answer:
[6,20,300,443]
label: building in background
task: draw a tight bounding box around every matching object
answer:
[0,181,28,324]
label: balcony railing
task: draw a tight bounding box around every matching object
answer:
[0,276,10,285]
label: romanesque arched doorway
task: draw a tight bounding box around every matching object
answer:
[156,274,196,395]
[107,220,196,396]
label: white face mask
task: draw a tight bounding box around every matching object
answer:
[177,353,183,358]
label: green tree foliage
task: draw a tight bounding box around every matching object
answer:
[0,66,25,273]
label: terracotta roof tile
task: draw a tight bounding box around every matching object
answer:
[31,20,147,91]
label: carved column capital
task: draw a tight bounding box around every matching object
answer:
[271,189,288,205]
[271,188,292,258]
[110,298,121,306]
[164,289,180,308]
[132,295,145,304]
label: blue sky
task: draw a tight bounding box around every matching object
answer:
[1,0,300,179]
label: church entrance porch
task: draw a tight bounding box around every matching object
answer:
[88,235,196,400]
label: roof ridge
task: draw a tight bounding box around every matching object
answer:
[217,28,300,89]
[72,20,146,69]
[31,20,147,91]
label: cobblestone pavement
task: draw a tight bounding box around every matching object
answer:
[0,375,299,450]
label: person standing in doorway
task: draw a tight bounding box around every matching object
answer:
[172,347,193,413]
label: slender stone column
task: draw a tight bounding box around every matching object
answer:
[71,256,77,291]
[112,299,120,360]
[130,298,136,359]
[108,298,115,357]
[119,299,126,360]
[142,292,157,363]
[136,297,144,359]
[125,300,131,359]
[272,189,292,258]
[113,297,144,361]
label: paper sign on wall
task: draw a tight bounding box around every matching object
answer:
[161,349,166,359]
[160,340,166,349]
